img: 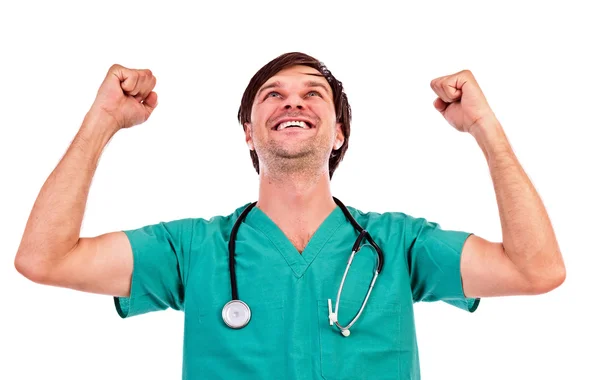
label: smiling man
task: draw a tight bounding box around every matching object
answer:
[15,52,566,379]
[246,67,344,181]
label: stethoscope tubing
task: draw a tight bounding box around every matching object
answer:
[228,200,257,300]
[226,197,384,333]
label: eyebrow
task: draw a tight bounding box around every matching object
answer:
[305,80,332,96]
[257,77,332,98]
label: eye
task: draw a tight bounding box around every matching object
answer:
[306,90,322,97]
[265,91,281,99]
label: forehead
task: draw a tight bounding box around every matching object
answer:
[265,65,330,88]
[271,65,321,78]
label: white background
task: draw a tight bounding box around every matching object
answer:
[1,1,598,379]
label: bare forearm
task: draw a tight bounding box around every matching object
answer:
[15,111,118,275]
[471,118,565,286]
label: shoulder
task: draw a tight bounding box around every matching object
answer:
[187,202,254,234]
[345,205,423,230]
[344,205,453,243]
[132,203,253,239]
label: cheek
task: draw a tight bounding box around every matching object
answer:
[252,103,277,126]
[249,105,260,125]
[311,101,336,122]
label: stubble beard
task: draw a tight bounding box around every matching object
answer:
[257,133,332,178]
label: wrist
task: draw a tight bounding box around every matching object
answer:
[469,113,500,137]
[76,110,119,153]
[470,116,511,161]
[85,106,120,131]
[81,109,119,140]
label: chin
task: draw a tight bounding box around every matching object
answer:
[276,151,312,160]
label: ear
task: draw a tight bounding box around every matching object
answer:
[333,122,344,150]
[244,122,255,151]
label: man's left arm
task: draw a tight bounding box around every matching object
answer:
[430,70,566,298]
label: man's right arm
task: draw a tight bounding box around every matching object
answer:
[14,64,158,298]
[14,111,134,297]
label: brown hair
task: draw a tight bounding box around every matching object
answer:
[237,52,351,179]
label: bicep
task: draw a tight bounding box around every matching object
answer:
[460,234,534,298]
[45,231,133,298]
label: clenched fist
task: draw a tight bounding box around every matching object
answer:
[430,70,496,134]
[90,64,158,131]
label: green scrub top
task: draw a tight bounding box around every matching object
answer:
[114,203,480,380]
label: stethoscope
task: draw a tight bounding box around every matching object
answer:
[222,197,384,337]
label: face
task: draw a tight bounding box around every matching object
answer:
[244,65,344,175]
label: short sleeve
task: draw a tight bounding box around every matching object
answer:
[405,216,480,313]
[114,218,193,318]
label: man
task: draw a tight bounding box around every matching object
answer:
[14,52,566,379]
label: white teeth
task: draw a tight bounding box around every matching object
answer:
[276,120,310,131]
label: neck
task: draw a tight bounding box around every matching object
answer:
[256,167,337,228]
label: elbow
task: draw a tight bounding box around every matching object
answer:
[14,253,31,278]
[14,253,50,284]
[529,264,566,295]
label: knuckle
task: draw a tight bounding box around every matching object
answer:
[137,69,150,78]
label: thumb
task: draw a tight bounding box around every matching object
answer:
[142,91,158,112]
[433,97,447,112]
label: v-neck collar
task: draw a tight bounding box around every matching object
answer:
[245,204,346,278]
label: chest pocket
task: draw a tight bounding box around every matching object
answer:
[192,299,285,378]
[317,299,403,380]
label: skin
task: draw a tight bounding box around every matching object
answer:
[14,63,565,301]
[243,65,344,253]
[430,70,566,296]
[244,65,567,296]
[13,64,158,297]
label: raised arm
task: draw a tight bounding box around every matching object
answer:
[14,64,158,297]
[430,70,566,298]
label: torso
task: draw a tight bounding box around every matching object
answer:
[180,203,423,379]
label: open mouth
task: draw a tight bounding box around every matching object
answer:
[272,120,314,131]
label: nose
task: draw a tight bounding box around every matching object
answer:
[284,93,305,110]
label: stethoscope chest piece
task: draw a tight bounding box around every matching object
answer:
[222,300,251,329]
[224,197,384,332]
